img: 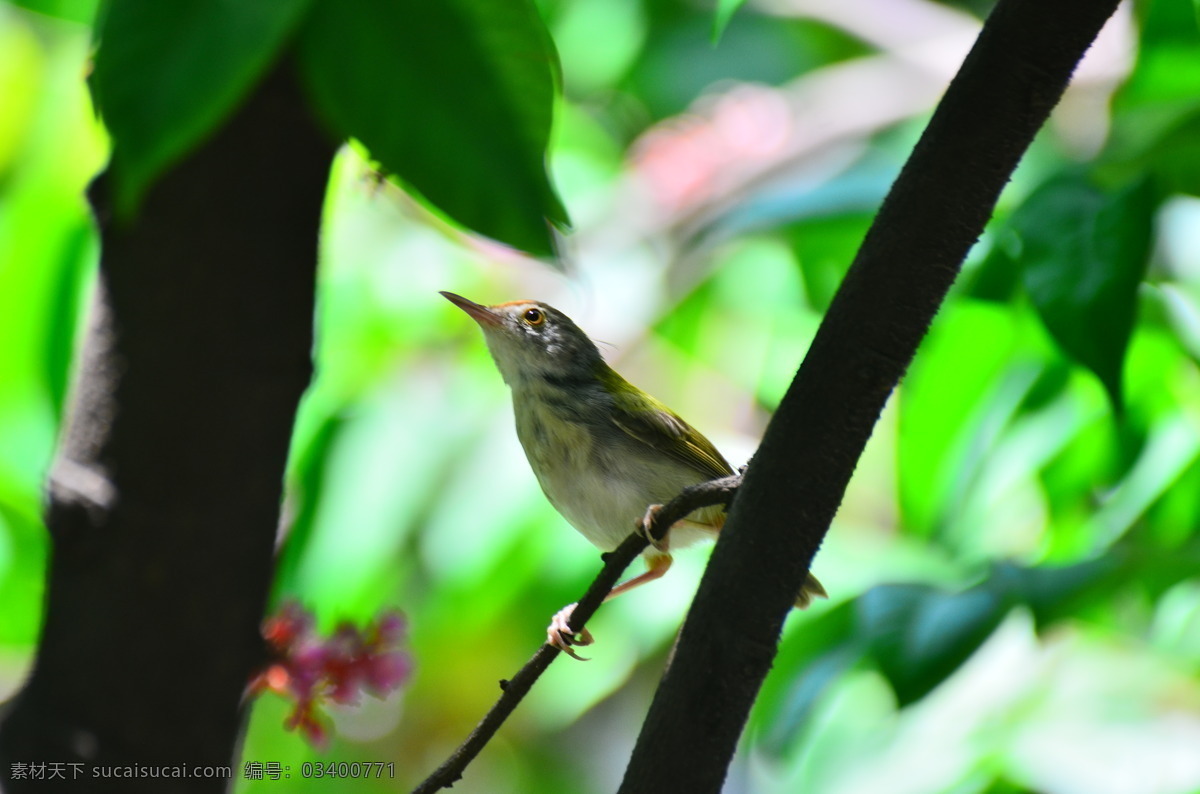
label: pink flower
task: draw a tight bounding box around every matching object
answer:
[248,602,412,747]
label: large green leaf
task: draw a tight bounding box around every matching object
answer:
[91,0,315,217]
[758,550,1150,754]
[858,583,1006,706]
[756,580,1012,750]
[297,0,569,256]
[1013,174,1155,408]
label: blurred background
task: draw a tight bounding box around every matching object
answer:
[2,0,1200,792]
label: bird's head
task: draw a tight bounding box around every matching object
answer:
[441,291,602,387]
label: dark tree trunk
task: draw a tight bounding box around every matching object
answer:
[0,60,336,792]
[619,0,1123,791]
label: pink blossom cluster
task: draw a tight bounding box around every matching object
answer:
[249,601,412,747]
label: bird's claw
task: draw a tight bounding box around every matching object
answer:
[546,603,594,661]
[639,504,670,553]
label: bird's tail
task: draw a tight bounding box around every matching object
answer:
[793,571,828,609]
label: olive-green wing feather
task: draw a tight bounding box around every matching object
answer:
[604,368,733,480]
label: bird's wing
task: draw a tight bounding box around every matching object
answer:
[606,372,734,481]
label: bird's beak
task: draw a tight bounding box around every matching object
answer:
[440,291,502,327]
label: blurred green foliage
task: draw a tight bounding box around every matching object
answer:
[2,0,1200,793]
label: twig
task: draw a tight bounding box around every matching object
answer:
[410,473,743,794]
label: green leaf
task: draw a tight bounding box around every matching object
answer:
[712,0,745,43]
[967,227,1023,302]
[1147,452,1200,547]
[898,300,1021,536]
[1105,1,1200,197]
[989,556,1128,627]
[757,602,861,757]
[0,488,47,645]
[1088,412,1200,552]
[7,0,98,24]
[1014,174,1156,408]
[787,214,874,312]
[858,583,1006,706]
[759,549,1152,738]
[91,0,315,217]
[297,0,569,257]
[44,222,95,421]
[760,646,862,756]
[272,411,345,602]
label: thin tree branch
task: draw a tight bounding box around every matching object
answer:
[411,473,743,794]
[617,1,1123,792]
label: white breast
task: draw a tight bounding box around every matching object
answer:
[512,393,720,552]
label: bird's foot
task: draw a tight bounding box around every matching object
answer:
[639,504,670,553]
[546,603,594,662]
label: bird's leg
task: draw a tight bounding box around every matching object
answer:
[547,554,673,661]
[604,552,672,600]
[638,503,671,553]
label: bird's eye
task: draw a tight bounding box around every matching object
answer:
[523,308,545,326]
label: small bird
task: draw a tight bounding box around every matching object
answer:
[441,291,825,658]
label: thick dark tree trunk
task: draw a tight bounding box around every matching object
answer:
[619,0,1123,791]
[0,60,336,792]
